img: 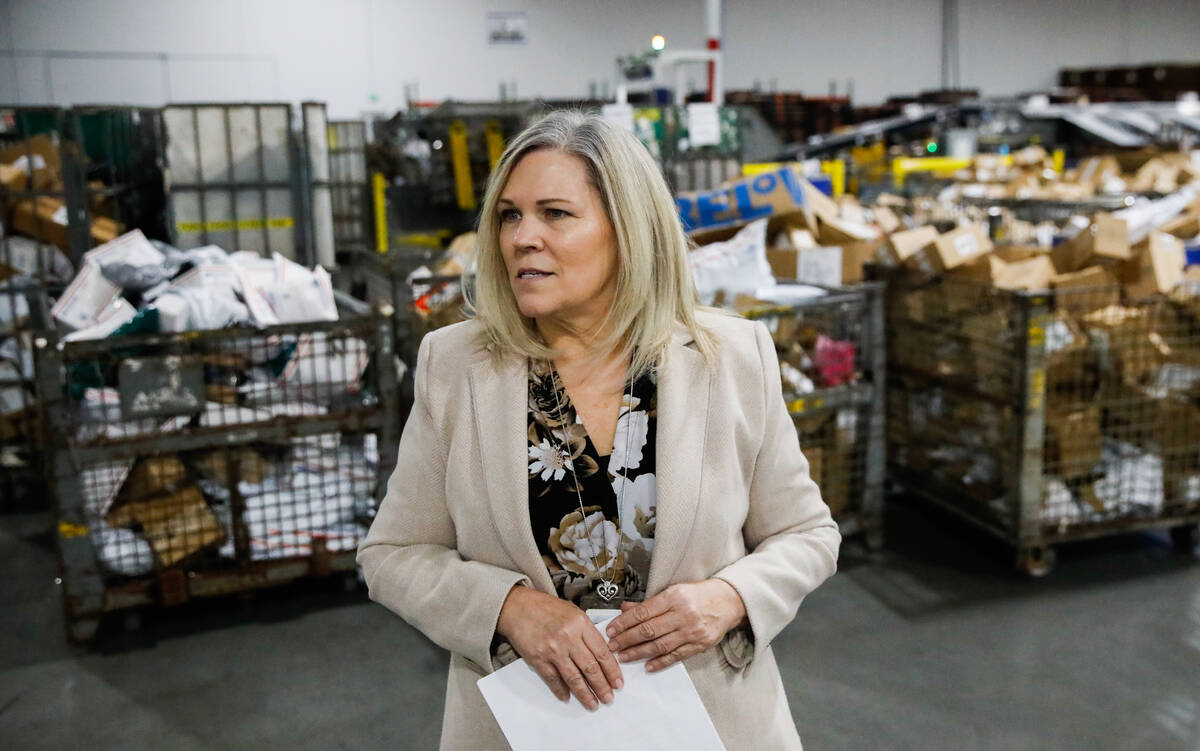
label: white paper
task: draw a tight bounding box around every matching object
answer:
[601,103,635,133]
[62,297,137,342]
[686,103,722,147]
[51,261,123,330]
[478,616,726,751]
[83,229,165,267]
[795,247,842,287]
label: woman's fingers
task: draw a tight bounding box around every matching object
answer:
[645,641,706,673]
[608,611,681,655]
[555,649,601,710]
[531,660,571,703]
[582,625,625,692]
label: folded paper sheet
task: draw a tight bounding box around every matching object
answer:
[477,616,727,751]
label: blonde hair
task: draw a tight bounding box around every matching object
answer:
[468,110,715,377]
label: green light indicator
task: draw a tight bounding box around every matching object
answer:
[927,142,938,153]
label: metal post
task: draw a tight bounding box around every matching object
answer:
[862,282,887,549]
[1012,292,1050,550]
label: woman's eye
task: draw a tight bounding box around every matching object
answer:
[545,208,568,219]
[499,209,520,223]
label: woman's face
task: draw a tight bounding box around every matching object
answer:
[497,149,620,328]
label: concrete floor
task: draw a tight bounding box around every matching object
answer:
[3,496,1200,751]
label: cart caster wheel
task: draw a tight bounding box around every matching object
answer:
[67,617,101,644]
[1017,546,1055,578]
[864,527,885,552]
[1170,524,1200,555]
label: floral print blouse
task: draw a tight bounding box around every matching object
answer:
[527,359,657,606]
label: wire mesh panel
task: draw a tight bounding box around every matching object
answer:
[1,107,71,510]
[327,120,370,254]
[740,283,886,546]
[163,103,303,261]
[874,264,1200,573]
[2,106,171,512]
[36,300,399,642]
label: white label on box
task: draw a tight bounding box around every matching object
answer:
[50,204,68,226]
[8,154,46,174]
[686,103,721,147]
[953,233,979,258]
[601,104,635,133]
[1036,224,1056,247]
[795,247,842,287]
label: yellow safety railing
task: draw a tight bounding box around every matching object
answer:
[741,160,846,197]
[449,120,476,211]
[372,172,388,253]
[891,154,1017,188]
[484,120,505,171]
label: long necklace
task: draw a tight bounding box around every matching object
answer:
[548,363,635,603]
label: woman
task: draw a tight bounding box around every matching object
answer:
[358,111,840,750]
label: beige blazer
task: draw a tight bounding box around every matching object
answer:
[358,310,840,751]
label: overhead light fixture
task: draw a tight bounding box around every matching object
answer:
[651,34,666,51]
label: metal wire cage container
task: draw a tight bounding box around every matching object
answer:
[35,293,399,642]
[871,264,1200,575]
[739,282,887,548]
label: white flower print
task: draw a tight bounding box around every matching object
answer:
[609,396,649,474]
[611,472,657,546]
[528,438,572,482]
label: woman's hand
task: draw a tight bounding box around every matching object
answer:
[603,579,747,672]
[495,585,624,710]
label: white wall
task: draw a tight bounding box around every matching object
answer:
[0,0,1198,117]
[957,0,1200,96]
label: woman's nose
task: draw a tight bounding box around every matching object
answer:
[512,219,544,250]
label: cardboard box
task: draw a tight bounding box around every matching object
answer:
[995,246,1050,264]
[766,246,842,286]
[1044,406,1102,476]
[1051,214,1131,273]
[1051,266,1121,309]
[925,224,993,272]
[107,486,225,567]
[1160,212,1200,240]
[1083,305,1155,385]
[10,197,120,251]
[118,456,188,503]
[995,256,1056,291]
[950,254,1009,284]
[0,134,62,192]
[677,164,812,235]
[817,215,879,245]
[1120,232,1185,298]
[840,240,883,284]
[193,447,272,486]
[882,225,938,266]
[872,205,901,234]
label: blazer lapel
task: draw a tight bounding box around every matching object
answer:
[647,328,711,595]
[468,355,556,595]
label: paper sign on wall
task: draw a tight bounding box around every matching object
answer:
[601,103,635,133]
[686,103,721,147]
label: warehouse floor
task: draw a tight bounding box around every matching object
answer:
[3,496,1200,751]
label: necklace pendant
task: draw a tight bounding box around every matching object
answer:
[580,584,623,610]
[597,580,619,601]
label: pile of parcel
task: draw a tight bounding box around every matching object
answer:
[678,165,886,538]
[40,230,396,592]
[870,154,1200,551]
[1,134,120,469]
